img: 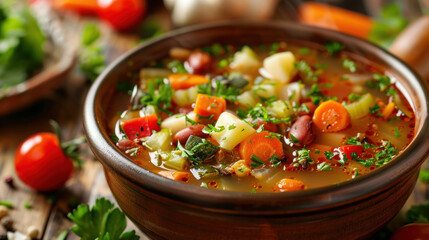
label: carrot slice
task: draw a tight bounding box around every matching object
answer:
[382,102,395,120]
[53,0,99,15]
[193,94,226,120]
[158,171,190,182]
[168,74,209,90]
[313,100,350,132]
[273,178,306,192]
[239,131,284,167]
[299,2,373,38]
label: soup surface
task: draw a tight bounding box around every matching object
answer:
[108,41,415,193]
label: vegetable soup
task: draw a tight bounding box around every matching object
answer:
[108,41,415,193]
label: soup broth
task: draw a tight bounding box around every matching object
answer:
[108,41,415,193]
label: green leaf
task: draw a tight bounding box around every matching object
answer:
[368,3,409,48]
[419,170,429,183]
[82,23,101,46]
[406,201,429,223]
[68,198,139,240]
[325,42,344,55]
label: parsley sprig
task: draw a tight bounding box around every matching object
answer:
[68,198,139,240]
[140,80,173,114]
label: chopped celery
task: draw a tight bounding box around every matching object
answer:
[143,129,172,151]
[344,93,375,119]
[267,100,293,118]
[164,152,187,170]
[172,86,198,107]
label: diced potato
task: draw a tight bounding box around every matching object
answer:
[237,91,258,108]
[161,112,197,134]
[171,86,198,107]
[277,82,304,103]
[210,112,256,150]
[230,160,251,177]
[143,129,173,151]
[230,46,261,72]
[252,84,276,99]
[267,100,294,118]
[263,51,297,83]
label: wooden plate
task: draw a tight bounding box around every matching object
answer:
[0,2,77,116]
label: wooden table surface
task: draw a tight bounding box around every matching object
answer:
[0,2,428,240]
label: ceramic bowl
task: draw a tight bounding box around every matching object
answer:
[84,22,429,239]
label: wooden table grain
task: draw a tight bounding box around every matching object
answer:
[0,3,428,240]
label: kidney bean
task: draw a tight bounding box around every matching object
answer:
[173,125,208,145]
[117,139,144,156]
[288,115,315,146]
[186,52,213,74]
[252,119,278,133]
[297,101,317,116]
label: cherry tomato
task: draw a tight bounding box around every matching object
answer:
[391,223,429,240]
[97,0,146,31]
[15,133,74,191]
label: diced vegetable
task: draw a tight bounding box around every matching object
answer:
[382,102,395,120]
[143,129,172,151]
[161,112,197,134]
[273,178,306,192]
[263,52,297,83]
[163,152,187,170]
[252,84,276,99]
[230,160,251,177]
[313,100,350,132]
[210,112,256,150]
[190,165,219,179]
[393,94,413,117]
[184,136,218,162]
[157,170,190,182]
[266,100,294,118]
[168,74,209,90]
[337,145,364,160]
[237,91,258,108]
[239,131,284,167]
[194,94,226,120]
[54,0,99,14]
[121,114,160,140]
[277,82,304,103]
[299,2,373,38]
[344,93,375,119]
[230,46,261,72]
[172,86,199,107]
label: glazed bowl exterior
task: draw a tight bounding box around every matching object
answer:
[84,22,429,240]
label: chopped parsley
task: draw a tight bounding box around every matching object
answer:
[346,136,362,146]
[167,59,187,73]
[237,103,291,124]
[369,104,382,116]
[366,74,392,92]
[348,93,361,102]
[419,170,429,184]
[268,155,282,168]
[394,127,402,137]
[289,134,300,144]
[317,162,332,171]
[295,61,322,83]
[202,124,225,134]
[325,42,344,55]
[293,148,313,168]
[342,59,357,72]
[250,155,265,168]
[299,47,310,54]
[307,84,337,105]
[185,115,197,126]
[140,81,173,114]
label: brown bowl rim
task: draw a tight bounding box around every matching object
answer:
[84,21,429,213]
